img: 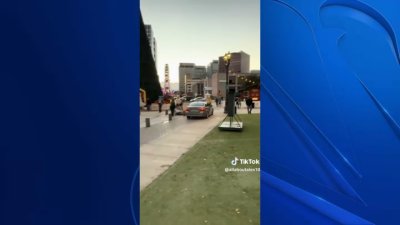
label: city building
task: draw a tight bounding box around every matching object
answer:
[179,51,252,97]
[178,64,208,96]
[190,80,205,97]
[179,63,195,94]
[193,66,206,79]
[144,24,157,67]
[210,71,260,98]
[191,66,207,96]
[211,72,227,97]
[218,51,250,73]
[231,70,260,91]
[207,60,219,78]
[210,51,257,98]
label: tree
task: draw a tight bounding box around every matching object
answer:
[140,12,162,101]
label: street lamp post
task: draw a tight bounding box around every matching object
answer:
[223,52,231,113]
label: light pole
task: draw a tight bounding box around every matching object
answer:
[223,52,231,113]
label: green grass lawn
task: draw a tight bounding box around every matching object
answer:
[140,114,260,225]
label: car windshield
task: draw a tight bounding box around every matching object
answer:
[189,102,205,107]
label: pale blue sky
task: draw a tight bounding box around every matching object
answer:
[141,0,260,83]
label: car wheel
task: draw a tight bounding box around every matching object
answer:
[187,116,190,120]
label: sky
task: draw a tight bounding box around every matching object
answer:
[140,0,260,84]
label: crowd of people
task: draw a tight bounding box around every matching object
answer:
[144,95,255,114]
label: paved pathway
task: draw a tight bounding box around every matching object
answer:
[140,101,260,190]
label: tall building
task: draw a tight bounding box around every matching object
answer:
[179,63,195,93]
[218,51,250,73]
[210,71,260,98]
[191,81,205,97]
[144,24,157,67]
[210,51,252,98]
[207,60,219,78]
[178,64,207,96]
[193,66,206,79]
[164,64,170,93]
[192,66,207,96]
[211,72,227,97]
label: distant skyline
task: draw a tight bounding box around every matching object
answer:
[140,0,260,84]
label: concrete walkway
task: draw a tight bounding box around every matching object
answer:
[140,101,260,191]
[140,103,186,128]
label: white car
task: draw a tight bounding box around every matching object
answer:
[190,97,206,102]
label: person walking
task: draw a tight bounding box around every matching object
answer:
[245,96,253,114]
[158,97,163,113]
[170,98,176,116]
[175,97,182,112]
[146,98,152,111]
[217,91,222,106]
[206,95,212,106]
[235,97,241,109]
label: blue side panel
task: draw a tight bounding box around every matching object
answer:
[0,0,139,224]
[261,0,400,224]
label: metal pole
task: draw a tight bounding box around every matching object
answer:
[224,65,228,113]
[223,52,231,114]
[235,74,238,93]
